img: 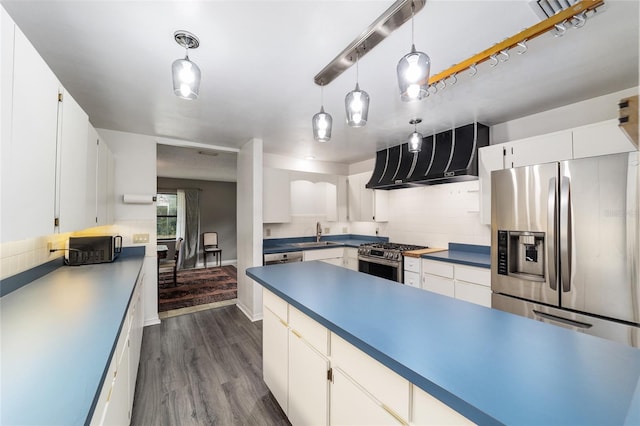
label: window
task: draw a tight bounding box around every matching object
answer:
[157,193,178,239]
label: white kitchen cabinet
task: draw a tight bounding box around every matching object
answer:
[478,144,505,225]
[506,130,573,168]
[403,256,421,287]
[91,273,144,426]
[330,367,405,425]
[421,259,491,308]
[288,306,330,426]
[411,385,474,425]
[572,119,637,159]
[1,19,60,242]
[348,172,388,222]
[303,247,344,263]
[96,129,115,226]
[57,89,91,232]
[262,291,289,413]
[264,168,291,223]
[343,247,359,271]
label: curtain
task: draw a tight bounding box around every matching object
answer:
[181,189,201,269]
[176,190,186,240]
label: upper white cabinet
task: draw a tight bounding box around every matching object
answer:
[263,168,291,223]
[57,90,90,233]
[479,120,638,225]
[572,119,636,159]
[1,15,60,242]
[94,126,115,226]
[348,172,388,222]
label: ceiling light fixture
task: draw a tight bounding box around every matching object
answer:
[312,83,333,142]
[408,118,423,152]
[397,2,430,102]
[345,50,370,127]
[172,30,201,100]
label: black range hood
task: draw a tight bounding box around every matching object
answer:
[366,122,489,190]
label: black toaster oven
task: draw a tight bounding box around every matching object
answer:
[67,236,122,265]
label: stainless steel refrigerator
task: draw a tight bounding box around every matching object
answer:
[491,151,639,347]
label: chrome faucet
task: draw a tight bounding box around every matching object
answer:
[316,221,322,242]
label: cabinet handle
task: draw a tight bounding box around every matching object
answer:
[291,329,302,339]
[279,318,288,327]
[381,404,408,425]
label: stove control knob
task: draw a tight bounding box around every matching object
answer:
[395,253,401,260]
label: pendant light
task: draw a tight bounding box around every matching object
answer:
[172,31,201,100]
[396,2,430,102]
[312,83,333,142]
[345,51,370,127]
[408,118,423,152]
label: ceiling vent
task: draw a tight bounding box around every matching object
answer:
[366,123,489,190]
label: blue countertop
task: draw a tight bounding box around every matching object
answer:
[247,261,640,425]
[422,243,491,269]
[0,248,145,425]
[263,234,388,254]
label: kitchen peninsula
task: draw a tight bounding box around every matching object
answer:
[247,261,640,425]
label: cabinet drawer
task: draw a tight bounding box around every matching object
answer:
[331,333,409,421]
[404,256,420,273]
[404,271,420,288]
[455,265,490,287]
[422,274,455,298]
[421,259,454,279]
[303,247,344,261]
[289,306,329,356]
[412,385,474,425]
[263,289,288,321]
[455,281,492,308]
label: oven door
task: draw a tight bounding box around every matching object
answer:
[358,256,402,282]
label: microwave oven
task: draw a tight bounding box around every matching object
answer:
[67,236,122,265]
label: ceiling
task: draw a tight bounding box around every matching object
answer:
[2,1,638,165]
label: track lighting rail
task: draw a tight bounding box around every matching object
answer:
[314,0,425,86]
[427,0,604,88]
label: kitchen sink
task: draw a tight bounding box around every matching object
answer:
[291,241,342,248]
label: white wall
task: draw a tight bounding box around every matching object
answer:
[97,128,159,326]
[237,138,263,321]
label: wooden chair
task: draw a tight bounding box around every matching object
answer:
[159,237,183,286]
[203,232,222,267]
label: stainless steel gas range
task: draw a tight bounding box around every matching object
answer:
[358,242,427,282]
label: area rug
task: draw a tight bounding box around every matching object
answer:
[158,266,237,312]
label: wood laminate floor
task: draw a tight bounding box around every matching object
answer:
[131,305,290,426]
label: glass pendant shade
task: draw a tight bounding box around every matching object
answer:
[409,130,423,152]
[312,106,332,142]
[345,83,369,127]
[397,45,431,102]
[172,56,201,100]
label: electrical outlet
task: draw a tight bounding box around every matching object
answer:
[133,233,149,243]
[324,227,330,234]
[342,227,348,233]
[375,227,379,236]
[266,228,271,237]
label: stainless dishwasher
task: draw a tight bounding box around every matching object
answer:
[263,251,303,265]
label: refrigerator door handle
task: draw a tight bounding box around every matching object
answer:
[547,178,557,291]
[560,176,572,292]
[533,310,592,329]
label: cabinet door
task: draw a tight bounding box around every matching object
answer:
[572,119,636,159]
[288,332,329,426]
[86,125,99,227]
[102,338,130,426]
[263,307,289,413]
[412,385,473,425]
[372,190,389,222]
[422,274,455,298]
[347,173,363,221]
[507,131,573,168]
[454,281,491,307]
[1,24,59,242]
[303,247,344,261]
[330,368,405,425]
[57,90,90,232]
[264,168,291,223]
[343,247,359,271]
[478,144,505,225]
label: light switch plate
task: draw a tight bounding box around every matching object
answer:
[133,233,149,243]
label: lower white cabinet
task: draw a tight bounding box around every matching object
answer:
[403,256,421,288]
[262,289,474,425]
[303,247,344,264]
[421,259,491,308]
[90,272,145,426]
[343,247,359,271]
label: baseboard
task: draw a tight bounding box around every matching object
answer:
[236,301,262,322]
[144,316,161,326]
[195,259,238,268]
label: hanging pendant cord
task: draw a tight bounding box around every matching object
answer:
[411,1,415,45]
[320,83,324,107]
[356,52,359,84]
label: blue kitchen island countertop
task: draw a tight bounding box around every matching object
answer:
[0,248,145,425]
[247,261,640,425]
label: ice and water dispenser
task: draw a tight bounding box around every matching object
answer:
[497,230,546,281]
